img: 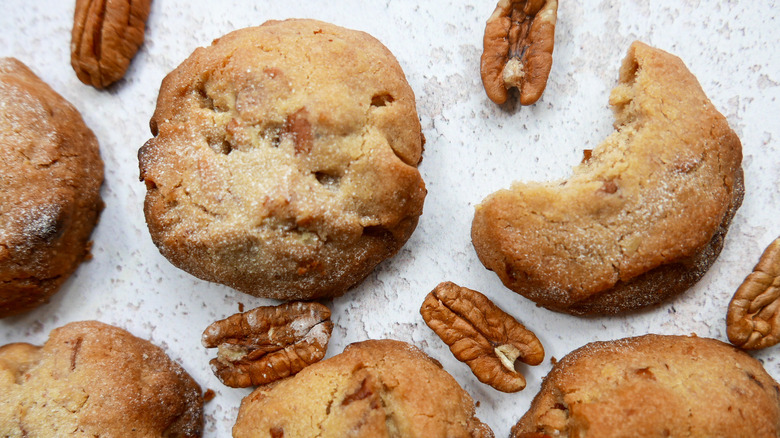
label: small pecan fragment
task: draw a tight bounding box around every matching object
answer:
[727,237,780,350]
[71,0,152,88]
[202,302,332,387]
[420,281,544,392]
[582,149,593,163]
[480,0,558,105]
[285,108,313,155]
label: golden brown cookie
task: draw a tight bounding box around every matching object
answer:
[0,321,203,437]
[0,58,104,318]
[233,339,493,438]
[139,19,426,300]
[511,334,780,437]
[472,42,743,315]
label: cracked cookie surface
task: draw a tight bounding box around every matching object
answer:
[233,339,493,438]
[472,42,743,315]
[0,58,104,318]
[511,334,780,437]
[0,320,203,437]
[139,19,426,300]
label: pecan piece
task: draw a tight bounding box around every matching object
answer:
[202,302,332,387]
[285,108,313,155]
[420,281,544,392]
[71,0,152,88]
[480,0,558,105]
[727,237,780,350]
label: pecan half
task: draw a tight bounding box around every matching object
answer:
[71,0,153,88]
[420,281,544,392]
[727,237,780,350]
[480,0,558,105]
[202,302,332,387]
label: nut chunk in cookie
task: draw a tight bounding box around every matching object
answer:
[233,339,493,438]
[0,58,104,318]
[472,42,743,315]
[0,321,203,437]
[139,19,426,300]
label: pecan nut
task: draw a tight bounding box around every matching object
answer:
[202,302,333,387]
[727,237,780,350]
[71,0,152,88]
[420,281,544,392]
[480,0,558,105]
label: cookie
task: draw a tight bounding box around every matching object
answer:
[0,58,104,318]
[511,334,780,437]
[139,19,426,300]
[0,321,203,437]
[233,339,493,438]
[472,42,743,315]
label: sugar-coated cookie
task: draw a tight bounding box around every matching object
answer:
[139,19,426,300]
[0,321,203,437]
[511,334,780,437]
[0,58,103,318]
[472,42,743,315]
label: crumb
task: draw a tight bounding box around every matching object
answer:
[84,241,94,261]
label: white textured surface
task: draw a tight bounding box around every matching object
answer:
[1,1,779,436]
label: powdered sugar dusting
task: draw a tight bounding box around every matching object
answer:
[305,322,331,347]
[21,204,60,242]
[290,313,319,337]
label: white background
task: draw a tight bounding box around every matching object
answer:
[2,1,779,436]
